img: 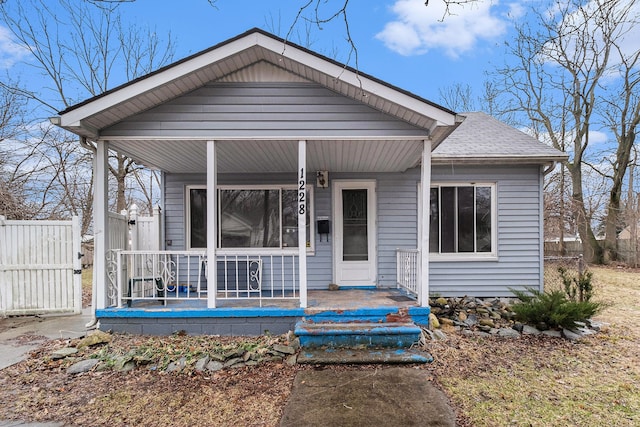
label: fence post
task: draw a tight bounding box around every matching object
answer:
[578,254,584,276]
[152,205,162,251]
[72,216,82,314]
[128,205,138,251]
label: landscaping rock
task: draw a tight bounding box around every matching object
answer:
[439,317,454,327]
[206,361,224,372]
[286,354,298,366]
[272,344,296,355]
[434,297,448,306]
[458,311,467,322]
[464,314,478,326]
[479,319,495,328]
[522,325,541,335]
[167,357,187,372]
[432,330,448,341]
[429,313,440,329]
[223,357,243,368]
[67,358,100,374]
[497,328,521,338]
[195,356,210,372]
[562,329,583,341]
[76,330,111,349]
[541,330,563,338]
[51,347,78,360]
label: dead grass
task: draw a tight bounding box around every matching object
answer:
[1,266,639,426]
[426,265,640,426]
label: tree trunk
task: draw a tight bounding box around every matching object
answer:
[570,166,602,263]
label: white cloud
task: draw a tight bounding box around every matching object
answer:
[375,0,510,58]
[0,25,29,69]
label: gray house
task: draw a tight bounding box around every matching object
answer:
[53,29,565,336]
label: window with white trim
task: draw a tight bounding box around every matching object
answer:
[186,185,314,251]
[429,184,495,255]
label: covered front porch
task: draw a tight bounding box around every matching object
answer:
[53,29,461,330]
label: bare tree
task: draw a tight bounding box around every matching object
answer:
[495,0,639,263]
[0,0,174,217]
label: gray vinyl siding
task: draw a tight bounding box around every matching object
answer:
[101,82,429,139]
[429,164,543,297]
[163,164,544,296]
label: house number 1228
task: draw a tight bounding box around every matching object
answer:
[298,168,306,215]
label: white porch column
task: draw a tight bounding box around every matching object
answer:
[206,140,217,308]
[94,141,109,310]
[298,140,308,308]
[419,139,432,307]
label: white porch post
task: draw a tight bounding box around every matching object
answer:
[419,139,432,307]
[94,141,109,310]
[298,140,308,308]
[206,140,217,308]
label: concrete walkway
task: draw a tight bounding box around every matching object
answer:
[0,309,93,370]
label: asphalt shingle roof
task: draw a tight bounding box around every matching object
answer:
[433,111,567,164]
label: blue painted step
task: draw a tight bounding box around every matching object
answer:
[295,321,422,349]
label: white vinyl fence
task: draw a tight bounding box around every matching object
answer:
[0,216,82,316]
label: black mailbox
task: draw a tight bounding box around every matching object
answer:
[317,219,330,235]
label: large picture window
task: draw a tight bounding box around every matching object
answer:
[187,186,313,251]
[429,184,495,256]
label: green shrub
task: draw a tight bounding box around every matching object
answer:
[510,287,603,330]
[557,267,594,302]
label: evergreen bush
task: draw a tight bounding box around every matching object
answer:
[510,287,603,330]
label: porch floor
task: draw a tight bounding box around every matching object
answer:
[123,288,419,311]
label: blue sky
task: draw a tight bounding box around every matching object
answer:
[0,0,525,109]
[124,0,519,103]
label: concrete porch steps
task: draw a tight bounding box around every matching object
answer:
[297,348,433,364]
[294,321,423,349]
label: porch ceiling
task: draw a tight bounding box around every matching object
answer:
[109,138,424,173]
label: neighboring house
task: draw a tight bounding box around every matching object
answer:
[52,29,566,335]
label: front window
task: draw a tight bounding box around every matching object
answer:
[187,186,313,251]
[429,184,495,255]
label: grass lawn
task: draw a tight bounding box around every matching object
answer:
[428,265,640,426]
[0,266,638,426]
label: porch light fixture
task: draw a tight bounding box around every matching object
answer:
[316,171,329,188]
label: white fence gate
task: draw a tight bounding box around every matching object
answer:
[0,216,82,316]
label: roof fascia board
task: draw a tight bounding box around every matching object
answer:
[97,134,430,142]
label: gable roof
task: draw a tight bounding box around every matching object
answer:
[433,112,567,164]
[55,28,460,146]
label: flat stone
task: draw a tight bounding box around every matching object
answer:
[167,357,187,372]
[435,297,448,306]
[432,330,448,341]
[272,344,296,355]
[562,329,583,341]
[286,354,298,366]
[195,356,210,372]
[464,314,478,326]
[458,312,467,322]
[51,347,78,360]
[206,361,224,372]
[67,358,100,374]
[76,330,111,349]
[479,319,495,328]
[522,325,541,335]
[497,328,521,338]
[439,318,454,326]
[541,330,563,338]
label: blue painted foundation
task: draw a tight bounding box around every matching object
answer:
[96,305,430,337]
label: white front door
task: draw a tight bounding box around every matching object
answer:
[333,180,377,286]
